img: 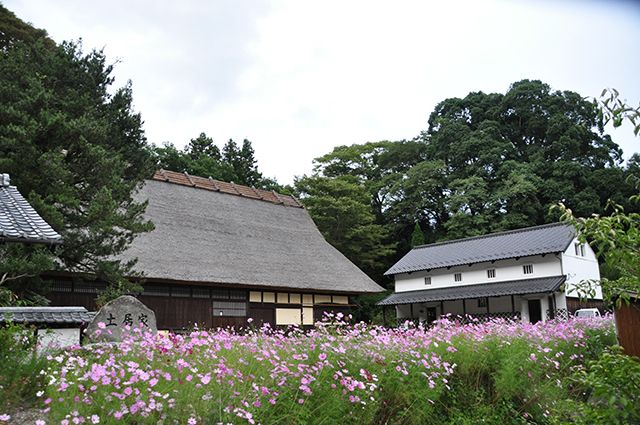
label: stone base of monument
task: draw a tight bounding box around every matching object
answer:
[85,295,157,343]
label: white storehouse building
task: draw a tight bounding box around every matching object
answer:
[378,223,603,324]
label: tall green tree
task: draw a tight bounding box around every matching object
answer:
[0,7,154,304]
[409,223,425,247]
[421,79,631,238]
[302,80,635,281]
[153,134,284,191]
[295,175,395,281]
[0,4,53,51]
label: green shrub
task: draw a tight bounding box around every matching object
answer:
[552,347,640,424]
[0,322,48,411]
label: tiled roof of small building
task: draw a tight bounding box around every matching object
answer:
[0,307,94,324]
[385,223,576,275]
[0,173,63,244]
[377,275,566,306]
[152,169,303,208]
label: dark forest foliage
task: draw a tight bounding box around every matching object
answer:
[153,133,286,192]
[296,81,639,291]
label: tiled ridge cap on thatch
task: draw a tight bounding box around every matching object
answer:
[152,169,303,208]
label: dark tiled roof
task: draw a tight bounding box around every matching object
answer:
[0,174,63,244]
[385,223,575,275]
[0,307,94,324]
[377,275,566,306]
[153,169,303,208]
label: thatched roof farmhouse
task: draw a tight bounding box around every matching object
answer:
[47,170,383,329]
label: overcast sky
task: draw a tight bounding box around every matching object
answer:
[6,0,640,184]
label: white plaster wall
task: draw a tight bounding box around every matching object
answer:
[554,292,567,310]
[541,297,549,322]
[394,255,563,293]
[520,299,530,323]
[562,238,603,300]
[37,328,80,351]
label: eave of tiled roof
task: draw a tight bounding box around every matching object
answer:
[0,307,94,324]
[152,169,303,208]
[0,174,63,245]
[377,275,566,306]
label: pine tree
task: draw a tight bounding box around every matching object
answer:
[410,223,426,247]
[0,6,154,304]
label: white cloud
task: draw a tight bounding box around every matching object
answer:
[6,0,640,183]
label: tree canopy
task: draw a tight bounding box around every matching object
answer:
[0,7,154,304]
[153,133,284,191]
[296,80,638,290]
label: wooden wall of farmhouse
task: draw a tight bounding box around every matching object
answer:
[47,292,97,310]
[47,291,217,330]
[46,282,353,331]
[614,299,640,357]
[137,296,212,329]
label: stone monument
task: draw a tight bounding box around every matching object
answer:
[86,295,157,342]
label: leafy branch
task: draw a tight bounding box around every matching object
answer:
[595,88,640,136]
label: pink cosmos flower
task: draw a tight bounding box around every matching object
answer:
[188,418,197,425]
[90,415,100,424]
[200,373,211,385]
[0,415,10,422]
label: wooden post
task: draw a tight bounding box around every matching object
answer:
[462,299,467,315]
[511,294,515,313]
[486,297,490,314]
[410,303,414,318]
[383,305,388,327]
[440,300,444,318]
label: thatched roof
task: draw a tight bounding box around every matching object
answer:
[122,170,383,294]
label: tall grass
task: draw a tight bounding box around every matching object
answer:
[3,315,617,424]
[0,323,49,412]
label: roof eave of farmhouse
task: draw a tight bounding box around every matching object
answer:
[134,276,383,295]
[43,271,382,295]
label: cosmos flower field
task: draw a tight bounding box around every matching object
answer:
[3,314,617,424]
